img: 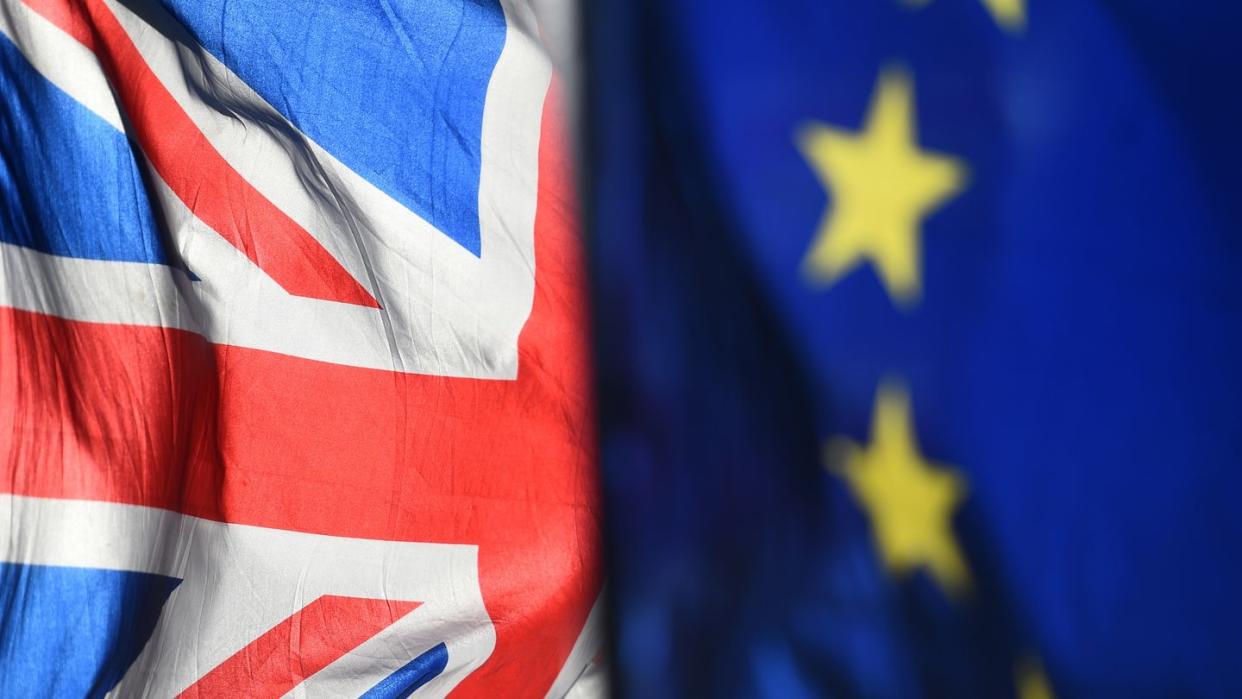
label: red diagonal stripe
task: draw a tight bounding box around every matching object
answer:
[22,0,379,308]
[22,0,93,49]
[0,82,597,696]
[178,596,420,698]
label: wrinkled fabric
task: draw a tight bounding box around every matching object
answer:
[0,0,600,695]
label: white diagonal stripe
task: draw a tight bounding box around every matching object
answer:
[0,494,496,697]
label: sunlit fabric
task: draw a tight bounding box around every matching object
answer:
[0,0,600,695]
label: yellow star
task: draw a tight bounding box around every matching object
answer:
[981,0,1026,29]
[907,0,1026,32]
[1016,655,1056,699]
[826,381,971,595]
[796,69,966,306]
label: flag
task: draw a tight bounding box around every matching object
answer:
[0,0,601,695]
[585,1,1242,696]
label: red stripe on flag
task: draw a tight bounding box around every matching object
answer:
[177,596,420,698]
[0,307,224,518]
[22,0,379,308]
[21,0,94,49]
[0,81,596,696]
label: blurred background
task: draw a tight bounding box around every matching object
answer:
[580,2,1242,697]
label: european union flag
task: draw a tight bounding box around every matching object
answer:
[585,2,1242,697]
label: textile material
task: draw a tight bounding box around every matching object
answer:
[585,1,1242,697]
[0,0,600,695]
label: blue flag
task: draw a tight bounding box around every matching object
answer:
[585,2,1242,696]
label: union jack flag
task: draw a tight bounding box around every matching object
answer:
[0,0,602,695]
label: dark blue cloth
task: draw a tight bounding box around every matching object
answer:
[584,2,1242,697]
